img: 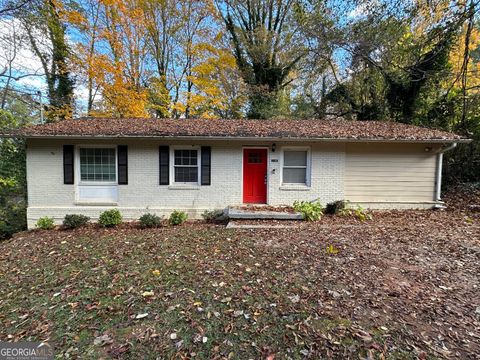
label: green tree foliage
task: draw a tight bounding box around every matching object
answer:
[218,0,306,118]
[146,76,170,118]
[0,109,28,238]
[296,0,479,182]
[0,92,39,238]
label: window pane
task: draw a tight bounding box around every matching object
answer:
[248,152,262,163]
[80,148,116,182]
[283,168,306,184]
[175,167,198,183]
[174,150,197,166]
[284,151,307,166]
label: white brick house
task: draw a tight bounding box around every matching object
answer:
[2,118,468,228]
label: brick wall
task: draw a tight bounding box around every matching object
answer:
[26,139,346,228]
[268,142,345,205]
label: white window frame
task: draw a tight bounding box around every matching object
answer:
[170,146,201,185]
[280,146,311,187]
[76,145,118,186]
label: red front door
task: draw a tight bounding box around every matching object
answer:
[243,148,267,204]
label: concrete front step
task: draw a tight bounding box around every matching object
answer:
[227,207,304,220]
[226,222,299,229]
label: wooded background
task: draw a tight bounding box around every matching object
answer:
[0,0,479,236]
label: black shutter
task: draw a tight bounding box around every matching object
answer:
[117,145,128,185]
[201,146,211,185]
[63,145,74,184]
[159,146,169,185]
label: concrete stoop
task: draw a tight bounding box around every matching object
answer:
[225,206,304,229]
[225,221,299,229]
[226,207,303,220]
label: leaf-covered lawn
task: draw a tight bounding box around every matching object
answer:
[0,209,478,359]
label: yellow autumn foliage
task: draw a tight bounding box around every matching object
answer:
[89,54,148,117]
[70,0,149,117]
[448,24,480,94]
[184,40,243,118]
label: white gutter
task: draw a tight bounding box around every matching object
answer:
[435,142,457,202]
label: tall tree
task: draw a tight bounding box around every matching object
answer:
[185,37,246,118]
[72,0,149,117]
[303,0,471,123]
[142,0,176,117]
[20,0,75,120]
[218,0,306,118]
[71,0,101,114]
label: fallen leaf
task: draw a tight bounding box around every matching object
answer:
[151,269,161,276]
[94,334,113,347]
[288,295,300,303]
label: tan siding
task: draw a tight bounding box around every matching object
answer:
[345,143,439,202]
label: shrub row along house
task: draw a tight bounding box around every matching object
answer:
[1,118,469,228]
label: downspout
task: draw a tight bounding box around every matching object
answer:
[435,142,457,203]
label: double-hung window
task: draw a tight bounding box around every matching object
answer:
[173,149,199,184]
[77,146,118,203]
[282,148,310,186]
[80,148,116,182]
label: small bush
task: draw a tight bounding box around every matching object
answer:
[36,216,55,230]
[0,202,26,239]
[338,206,352,217]
[293,200,324,221]
[325,200,347,215]
[169,210,187,226]
[0,220,12,239]
[63,214,90,229]
[353,206,373,222]
[99,209,122,227]
[326,244,340,255]
[338,205,373,221]
[139,213,162,228]
[201,209,225,223]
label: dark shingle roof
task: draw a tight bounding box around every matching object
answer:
[2,117,469,142]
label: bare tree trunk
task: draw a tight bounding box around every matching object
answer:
[460,0,475,129]
[1,30,16,109]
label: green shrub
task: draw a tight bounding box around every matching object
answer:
[139,213,162,228]
[326,244,340,255]
[99,209,122,227]
[0,220,12,239]
[325,200,347,215]
[0,202,26,239]
[36,216,55,230]
[338,205,373,221]
[169,210,187,226]
[338,206,352,217]
[353,206,373,222]
[63,214,90,229]
[201,209,225,223]
[293,200,324,221]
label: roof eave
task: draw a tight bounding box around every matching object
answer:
[2,134,471,143]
